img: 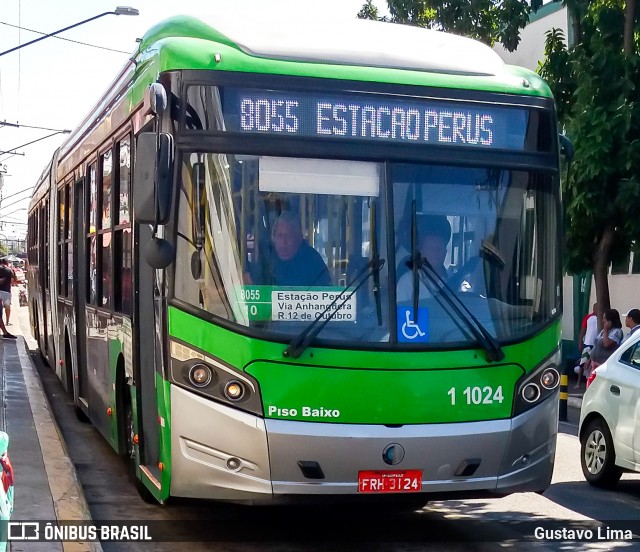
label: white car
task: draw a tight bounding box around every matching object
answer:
[579,330,640,487]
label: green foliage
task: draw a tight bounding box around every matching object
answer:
[357,0,382,20]
[538,0,640,283]
[538,29,574,121]
[357,0,545,52]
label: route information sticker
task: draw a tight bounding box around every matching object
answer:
[238,286,356,322]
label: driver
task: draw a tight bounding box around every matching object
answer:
[396,215,451,303]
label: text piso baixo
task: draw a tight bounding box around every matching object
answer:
[268,405,340,418]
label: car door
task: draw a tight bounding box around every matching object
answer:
[612,340,640,465]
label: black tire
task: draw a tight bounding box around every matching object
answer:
[580,418,622,488]
[74,405,90,423]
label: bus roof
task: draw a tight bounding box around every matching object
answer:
[135,14,550,95]
[139,14,505,77]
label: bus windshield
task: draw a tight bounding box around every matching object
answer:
[174,154,560,347]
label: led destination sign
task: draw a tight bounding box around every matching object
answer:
[224,88,529,151]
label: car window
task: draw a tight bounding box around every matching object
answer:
[620,342,640,368]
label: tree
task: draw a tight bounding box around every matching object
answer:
[357,0,544,52]
[539,0,640,319]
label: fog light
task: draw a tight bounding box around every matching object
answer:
[522,383,540,403]
[227,457,241,471]
[224,380,244,401]
[189,364,212,387]
[540,368,560,389]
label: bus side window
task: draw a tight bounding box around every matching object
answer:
[114,135,132,316]
[87,163,98,305]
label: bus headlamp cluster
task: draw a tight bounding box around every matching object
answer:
[513,350,561,415]
[170,346,263,416]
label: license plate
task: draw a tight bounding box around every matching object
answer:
[358,470,422,493]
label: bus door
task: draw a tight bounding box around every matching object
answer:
[38,203,49,357]
[74,176,89,412]
[134,221,162,484]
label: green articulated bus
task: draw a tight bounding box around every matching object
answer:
[28,13,565,507]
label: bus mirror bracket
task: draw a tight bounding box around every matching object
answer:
[192,162,206,250]
[155,132,174,224]
[190,162,206,280]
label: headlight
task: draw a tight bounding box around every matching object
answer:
[189,363,214,387]
[224,380,245,401]
[512,349,561,416]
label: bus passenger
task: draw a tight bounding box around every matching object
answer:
[245,212,331,287]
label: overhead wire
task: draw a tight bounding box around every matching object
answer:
[0,20,131,55]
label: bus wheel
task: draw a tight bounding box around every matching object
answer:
[31,304,39,342]
[33,311,47,365]
[74,404,89,423]
[124,400,157,504]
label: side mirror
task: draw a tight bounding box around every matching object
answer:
[144,236,175,269]
[559,134,574,161]
[144,82,167,117]
[133,132,174,224]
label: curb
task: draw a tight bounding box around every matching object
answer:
[567,395,583,409]
[17,337,102,552]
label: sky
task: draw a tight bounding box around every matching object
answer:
[0,0,386,239]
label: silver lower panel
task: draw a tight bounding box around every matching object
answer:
[170,385,557,501]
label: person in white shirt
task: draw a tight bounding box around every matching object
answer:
[575,303,598,385]
[582,304,599,350]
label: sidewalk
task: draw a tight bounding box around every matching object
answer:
[1,287,99,552]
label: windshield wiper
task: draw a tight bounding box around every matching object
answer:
[370,200,382,325]
[418,258,504,362]
[282,257,385,359]
[409,202,421,321]
[405,205,503,362]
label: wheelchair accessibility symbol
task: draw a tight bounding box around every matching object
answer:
[397,307,429,342]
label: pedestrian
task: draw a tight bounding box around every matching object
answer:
[0,312,16,339]
[0,259,15,328]
[586,308,624,376]
[574,303,598,387]
[621,308,640,344]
